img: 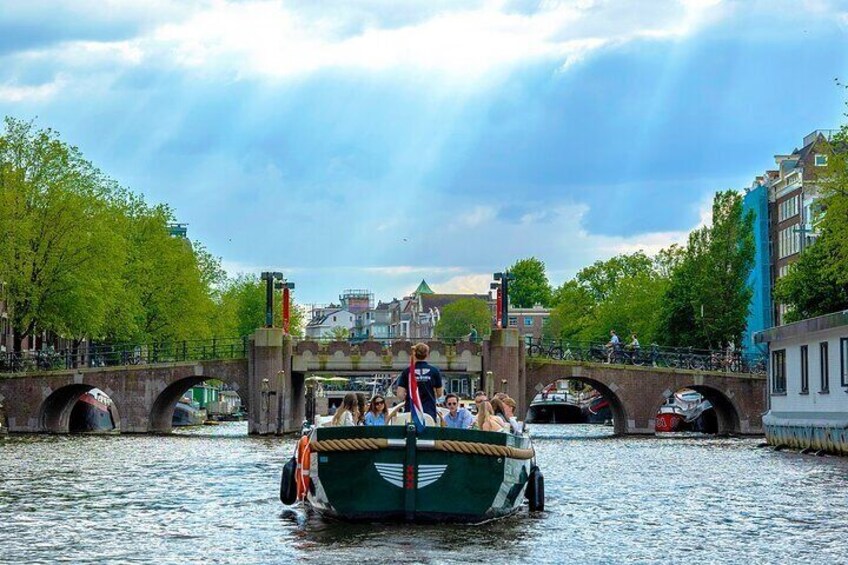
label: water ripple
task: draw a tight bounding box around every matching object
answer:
[2,423,848,564]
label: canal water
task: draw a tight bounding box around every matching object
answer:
[2,423,847,564]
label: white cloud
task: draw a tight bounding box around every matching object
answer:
[361,266,464,277]
[0,0,730,87]
[433,273,493,294]
[0,77,66,102]
[145,0,729,79]
[460,205,497,227]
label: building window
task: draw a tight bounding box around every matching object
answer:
[800,345,809,394]
[815,154,828,167]
[842,338,848,387]
[778,226,801,259]
[524,317,533,327]
[778,195,800,222]
[508,316,518,327]
[772,349,786,393]
[820,342,829,393]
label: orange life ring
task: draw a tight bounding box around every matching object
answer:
[295,435,311,501]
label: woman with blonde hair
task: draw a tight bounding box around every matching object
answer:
[474,401,507,432]
[331,392,359,427]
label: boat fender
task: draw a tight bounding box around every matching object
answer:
[526,465,545,512]
[295,436,312,501]
[280,456,298,505]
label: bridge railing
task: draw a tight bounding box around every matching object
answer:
[0,337,248,375]
[525,338,767,375]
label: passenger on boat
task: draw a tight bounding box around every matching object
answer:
[330,392,359,427]
[443,393,473,429]
[474,391,488,406]
[395,343,443,420]
[355,392,367,425]
[473,401,507,432]
[364,396,388,426]
[501,397,524,434]
[491,397,508,423]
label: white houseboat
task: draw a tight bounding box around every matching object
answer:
[755,311,848,455]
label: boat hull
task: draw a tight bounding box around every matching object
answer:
[69,393,115,432]
[527,402,585,424]
[303,425,533,523]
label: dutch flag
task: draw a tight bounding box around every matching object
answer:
[408,352,426,433]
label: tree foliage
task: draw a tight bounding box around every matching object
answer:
[545,191,753,350]
[773,235,848,322]
[547,253,668,344]
[0,118,126,348]
[0,117,300,351]
[659,190,754,347]
[508,257,552,308]
[574,251,654,303]
[435,298,492,339]
[212,274,304,338]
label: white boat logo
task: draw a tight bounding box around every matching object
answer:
[374,463,447,489]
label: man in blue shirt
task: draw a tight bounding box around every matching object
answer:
[443,393,473,429]
[395,342,443,420]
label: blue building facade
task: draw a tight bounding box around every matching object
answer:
[742,182,772,353]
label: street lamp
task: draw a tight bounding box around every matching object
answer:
[260,271,286,328]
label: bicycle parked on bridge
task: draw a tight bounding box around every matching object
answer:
[527,339,564,360]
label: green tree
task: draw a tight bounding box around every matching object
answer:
[546,251,670,344]
[434,298,492,339]
[588,272,668,344]
[659,190,754,348]
[103,198,217,343]
[325,326,351,340]
[774,235,848,322]
[574,251,654,303]
[545,281,594,341]
[211,274,305,338]
[0,118,126,351]
[507,257,552,308]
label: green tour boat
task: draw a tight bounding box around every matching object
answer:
[280,423,544,523]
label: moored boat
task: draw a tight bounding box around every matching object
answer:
[280,423,544,523]
[172,398,206,427]
[69,391,116,432]
[655,390,714,433]
[526,382,585,424]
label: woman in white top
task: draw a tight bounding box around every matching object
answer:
[331,392,359,427]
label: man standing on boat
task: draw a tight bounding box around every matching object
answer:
[395,343,443,421]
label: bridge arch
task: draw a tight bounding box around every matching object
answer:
[527,370,630,436]
[39,384,122,434]
[149,376,245,433]
[572,377,628,435]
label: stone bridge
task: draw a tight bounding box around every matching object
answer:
[522,360,766,435]
[0,328,766,436]
[0,359,249,434]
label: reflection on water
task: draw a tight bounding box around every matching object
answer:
[2,423,848,564]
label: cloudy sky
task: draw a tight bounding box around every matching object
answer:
[2,0,847,305]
